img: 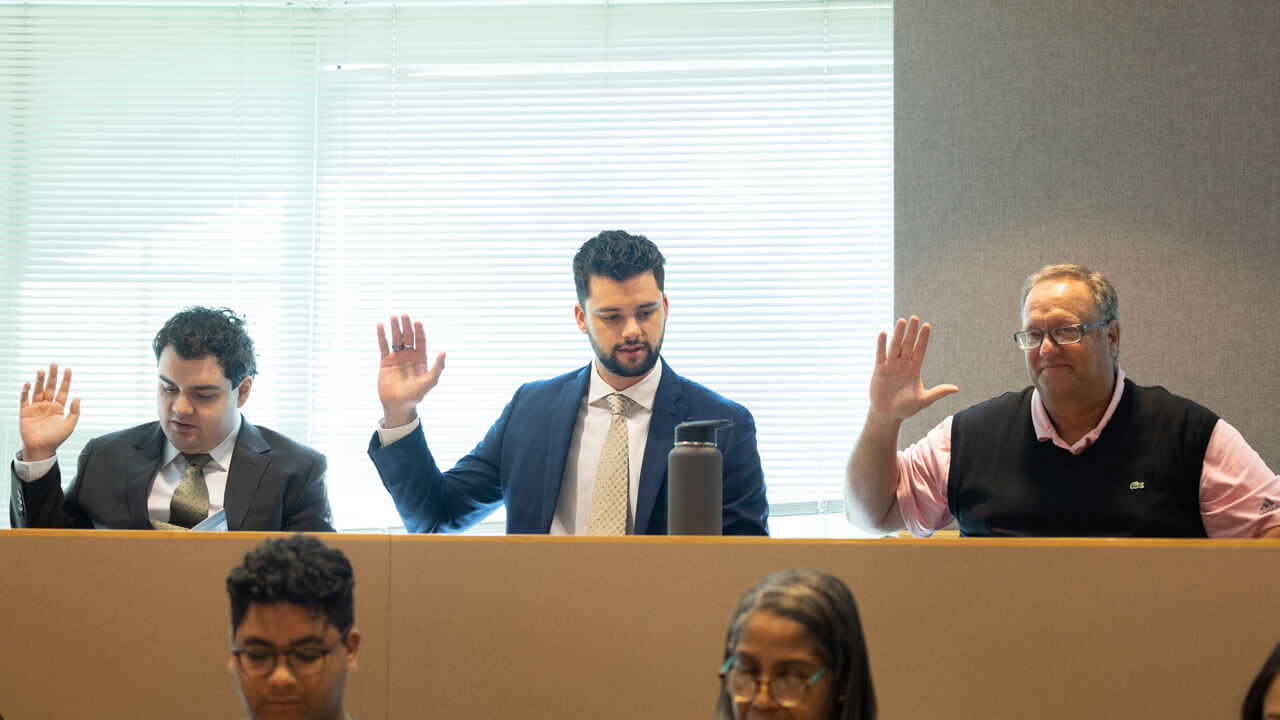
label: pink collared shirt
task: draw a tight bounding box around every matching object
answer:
[894,369,1280,538]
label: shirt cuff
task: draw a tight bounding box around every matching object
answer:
[13,452,58,483]
[377,416,421,447]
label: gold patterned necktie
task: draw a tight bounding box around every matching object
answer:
[586,393,634,536]
[168,452,213,529]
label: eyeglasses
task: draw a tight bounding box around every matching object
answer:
[719,657,828,708]
[1012,318,1110,350]
[231,637,346,678]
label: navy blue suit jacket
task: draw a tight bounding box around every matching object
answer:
[9,419,334,531]
[367,359,769,535]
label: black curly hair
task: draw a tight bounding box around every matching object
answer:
[152,306,257,385]
[227,534,355,636]
[572,230,666,306]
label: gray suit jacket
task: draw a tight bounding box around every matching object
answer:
[9,418,333,531]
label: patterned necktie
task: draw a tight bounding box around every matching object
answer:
[587,393,634,536]
[169,453,213,528]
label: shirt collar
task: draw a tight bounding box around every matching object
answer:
[1031,368,1126,455]
[587,358,663,411]
[162,413,242,471]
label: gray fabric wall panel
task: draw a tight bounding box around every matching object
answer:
[894,0,1279,471]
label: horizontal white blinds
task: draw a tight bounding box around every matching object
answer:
[0,0,892,534]
[0,5,325,529]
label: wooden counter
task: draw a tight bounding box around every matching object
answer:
[1,531,1275,719]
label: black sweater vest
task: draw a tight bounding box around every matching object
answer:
[947,379,1218,537]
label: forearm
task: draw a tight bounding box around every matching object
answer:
[368,424,503,533]
[376,415,421,448]
[845,409,907,534]
[381,402,419,429]
[10,455,82,529]
[12,452,58,483]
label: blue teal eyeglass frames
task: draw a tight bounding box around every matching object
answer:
[719,656,828,708]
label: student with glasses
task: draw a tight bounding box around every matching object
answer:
[717,568,876,720]
[227,534,361,720]
[845,263,1280,538]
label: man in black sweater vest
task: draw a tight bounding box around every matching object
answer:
[843,263,1280,538]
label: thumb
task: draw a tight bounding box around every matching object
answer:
[427,352,446,379]
[920,384,959,408]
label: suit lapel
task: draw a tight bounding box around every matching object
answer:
[537,366,591,531]
[634,360,686,533]
[126,423,168,529]
[223,418,270,531]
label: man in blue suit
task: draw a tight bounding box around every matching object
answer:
[368,231,769,535]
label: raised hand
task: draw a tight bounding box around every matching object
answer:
[869,316,958,421]
[377,314,446,427]
[19,363,82,463]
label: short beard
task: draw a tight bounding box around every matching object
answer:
[587,332,663,379]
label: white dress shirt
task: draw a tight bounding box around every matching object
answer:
[550,361,662,535]
[148,416,240,525]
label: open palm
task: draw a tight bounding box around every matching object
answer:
[19,364,81,461]
[869,317,958,420]
[376,314,446,426]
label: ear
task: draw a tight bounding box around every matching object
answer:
[228,628,241,676]
[344,628,362,670]
[1107,319,1121,359]
[235,376,253,408]
[662,293,669,318]
[574,303,588,335]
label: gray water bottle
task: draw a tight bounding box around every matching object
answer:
[667,419,733,535]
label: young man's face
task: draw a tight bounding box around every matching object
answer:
[574,270,669,391]
[156,345,251,454]
[230,602,360,720]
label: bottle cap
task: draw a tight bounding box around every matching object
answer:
[674,419,733,445]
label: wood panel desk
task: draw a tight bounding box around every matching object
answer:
[1,531,1275,719]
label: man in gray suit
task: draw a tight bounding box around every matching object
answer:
[9,306,333,531]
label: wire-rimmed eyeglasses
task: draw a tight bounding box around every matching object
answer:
[1013,318,1111,350]
[231,637,346,678]
[719,657,828,708]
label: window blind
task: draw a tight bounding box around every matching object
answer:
[0,0,893,536]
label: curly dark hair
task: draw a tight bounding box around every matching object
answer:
[152,306,257,385]
[572,230,666,306]
[227,534,355,636]
[718,568,876,720]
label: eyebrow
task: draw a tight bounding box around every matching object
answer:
[158,374,225,392]
[732,651,819,671]
[594,302,661,314]
[237,633,328,648]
